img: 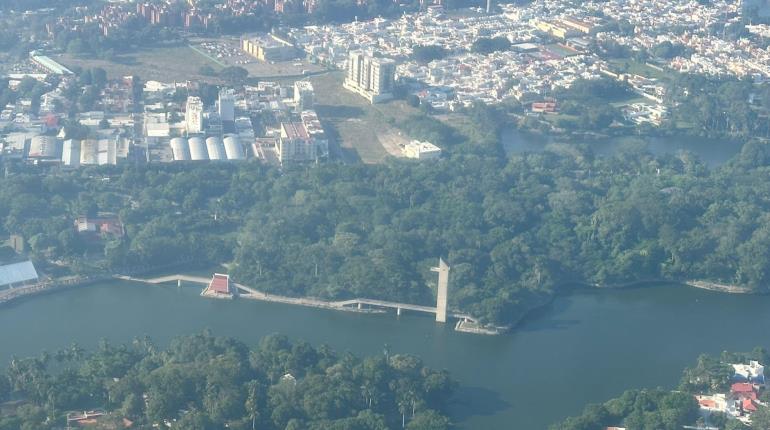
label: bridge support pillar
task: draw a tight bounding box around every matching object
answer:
[177,279,182,288]
[357,302,362,310]
[431,258,450,323]
[397,307,402,316]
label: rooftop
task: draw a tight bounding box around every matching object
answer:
[281,122,310,140]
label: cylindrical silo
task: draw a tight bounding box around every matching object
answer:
[170,137,190,161]
[188,136,208,161]
[223,135,245,160]
[205,137,226,160]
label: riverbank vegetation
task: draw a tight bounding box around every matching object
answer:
[551,348,770,430]
[7,122,770,325]
[0,333,455,430]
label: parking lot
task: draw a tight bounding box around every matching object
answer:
[189,36,325,78]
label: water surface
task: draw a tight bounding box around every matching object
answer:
[0,282,766,429]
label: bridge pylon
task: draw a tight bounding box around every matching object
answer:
[431,258,450,323]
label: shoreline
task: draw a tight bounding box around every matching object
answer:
[0,274,758,334]
[510,278,757,331]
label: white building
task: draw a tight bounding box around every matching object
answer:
[402,140,441,160]
[343,51,396,104]
[733,361,765,385]
[218,89,235,123]
[294,81,314,111]
[185,96,204,134]
[61,139,80,168]
[278,122,318,165]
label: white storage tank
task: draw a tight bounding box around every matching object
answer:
[170,137,190,161]
[223,135,245,160]
[188,136,208,161]
[206,137,226,160]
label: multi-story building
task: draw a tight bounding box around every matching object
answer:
[278,122,318,164]
[242,34,298,62]
[185,96,204,134]
[218,89,235,123]
[343,51,396,104]
[293,81,314,111]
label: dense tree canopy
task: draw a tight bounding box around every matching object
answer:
[554,348,770,430]
[7,120,770,326]
[0,333,455,430]
[471,37,512,55]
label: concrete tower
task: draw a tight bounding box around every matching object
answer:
[486,0,493,14]
[431,258,450,323]
[185,96,204,134]
[218,89,235,123]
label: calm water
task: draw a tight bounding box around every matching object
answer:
[0,282,769,429]
[502,128,743,167]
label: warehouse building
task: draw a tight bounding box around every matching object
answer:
[241,34,299,62]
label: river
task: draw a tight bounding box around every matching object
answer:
[0,281,768,429]
[501,128,744,167]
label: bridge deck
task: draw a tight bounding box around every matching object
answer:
[116,275,478,322]
[334,298,477,322]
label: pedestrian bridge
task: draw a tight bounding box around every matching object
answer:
[333,298,479,323]
[116,274,478,323]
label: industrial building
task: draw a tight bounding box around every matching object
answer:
[343,52,396,104]
[61,139,81,168]
[241,34,298,62]
[29,52,72,75]
[401,140,441,160]
[79,139,118,165]
[27,135,60,160]
[185,96,204,134]
[168,135,245,161]
[218,89,235,123]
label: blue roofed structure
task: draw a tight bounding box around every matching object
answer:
[0,261,39,288]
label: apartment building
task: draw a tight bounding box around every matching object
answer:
[343,51,396,104]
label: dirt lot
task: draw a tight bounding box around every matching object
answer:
[310,72,418,164]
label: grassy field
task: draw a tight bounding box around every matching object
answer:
[56,39,324,82]
[608,59,674,82]
[309,72,421,164]
[56,44,225,82]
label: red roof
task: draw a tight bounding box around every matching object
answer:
[209,274,229,294]
[732,383,755,393]
[743,399,758,412]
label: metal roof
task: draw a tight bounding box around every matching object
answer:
[0,261,38,287]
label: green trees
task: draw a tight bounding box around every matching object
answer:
[551,389,698,430]
[669,75,759,138]
[0,334,454,429]
[412,46,448,64]
[8,118,770,325]
[471,37,511,55]
[219,66,249,86]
